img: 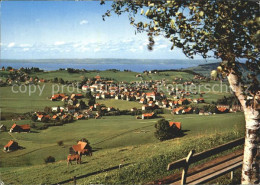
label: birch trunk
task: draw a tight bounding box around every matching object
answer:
[227,71,260,184]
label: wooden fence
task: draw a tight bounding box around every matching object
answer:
[166,137,245,184]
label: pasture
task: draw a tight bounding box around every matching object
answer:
[0,83,84,114]
[0,113,245,184]
[29,69,195,83]
[96,99,143,110]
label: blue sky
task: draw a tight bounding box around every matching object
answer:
[0,1,197,60]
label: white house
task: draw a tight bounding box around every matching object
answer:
[51,107,65,112]
[82,85,89,91]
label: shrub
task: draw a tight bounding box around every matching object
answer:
[44,156,55,164]
[194,108,200,114]
[30,122,36,128]
[154,119,181,141]
[31,114,38,122]
[57,141,63,146]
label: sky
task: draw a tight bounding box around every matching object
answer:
[0,1,201,60]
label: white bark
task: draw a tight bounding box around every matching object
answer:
[228,71,260,184]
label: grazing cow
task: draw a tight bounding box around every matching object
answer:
[67,154,81,165]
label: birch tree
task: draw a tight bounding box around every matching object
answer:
[103,0,260,183]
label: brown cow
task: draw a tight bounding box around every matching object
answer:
[67,154,81,165]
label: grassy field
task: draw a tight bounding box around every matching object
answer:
[0,69,246,184]
[97,99,142,110]
[0,112,245,184]
[0,83,86,114]
[29,70,195,83]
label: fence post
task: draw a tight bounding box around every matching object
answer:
[230,171,234,180]
[181,150,195,185]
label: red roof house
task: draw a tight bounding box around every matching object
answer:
[4,140,19,152]
[169,122,182,130]
[10,124,30,133]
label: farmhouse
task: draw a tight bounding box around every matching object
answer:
[71,93,84,99]
[70,141,90,155]
[142,112,155,119]
[38,79,45,83]
[146,92,160,101]
[77,114,84,120]
[169,121,182,130]
[131,107,137,112]
[182,107,193,114]
[51,93,66,101]
[178,98,190,105]
[10,124,30,133]
[82,85,89,91]
[115,94,121,100]
[148,101,154,106]
[107,107,116,111]
[173,107,184,115]
[4,140,19,152]
[52,106,64,112]
[217,107,229,113]
[0,124,7,132]
[37,114,50,121]
[95,75,101,80]
[139,98,146,104]
[52,115,60,121]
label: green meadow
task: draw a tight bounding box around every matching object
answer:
[0,113,245,184]
[0,69,245,184]
[0,83,82,114]
[28,70,195,83]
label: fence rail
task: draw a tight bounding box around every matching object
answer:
[166,137,245,184]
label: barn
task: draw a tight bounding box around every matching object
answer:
[10,124,30,133]
[69,141,91,155]
[142,112,155,119]
[169,121,182,130]
[4,140,19,152]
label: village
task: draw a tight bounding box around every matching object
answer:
[0,65,246,184]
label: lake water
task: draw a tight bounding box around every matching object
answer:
[0,59,217,72]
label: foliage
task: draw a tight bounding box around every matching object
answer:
[154,119,181,141]
[53,77,58,83]
[57,141,64,146]
[44,106,52,114]
[44,156,55,164]
[103,0,259,105]
[88,96,96,106]
[85,91,92,99]
[30,122,36,129]
[31,114,38,122]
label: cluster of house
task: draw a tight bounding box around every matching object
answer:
[193,75,206,80]
[37,93,90,121]
[1,67,46,85]
[48,91,125,121]
[79,75,238,118]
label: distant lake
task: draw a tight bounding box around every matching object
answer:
[0,59,218,72]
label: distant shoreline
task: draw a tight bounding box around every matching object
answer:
[0,58,219,73]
